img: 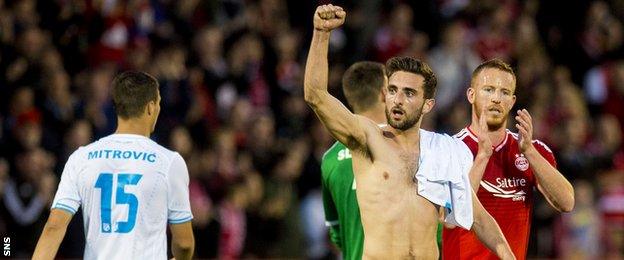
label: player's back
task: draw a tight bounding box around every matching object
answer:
[52,134,192,259]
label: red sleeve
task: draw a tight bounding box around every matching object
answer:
[532,140,557,168]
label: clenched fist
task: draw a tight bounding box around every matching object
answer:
[313,4,346,32]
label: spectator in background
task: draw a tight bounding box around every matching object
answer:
[41,69,80,152]
[153,45,193,141]
[585,60,624,137]
[4,27,48,88]
[298,119,333,259]
[81,66,116,138]
[61,120,92,161]
[3,87,39,147]
[580,1,622,62]
[589,115,624,169]
[1,149,56,257]
[373,3,414,62]
[597,166,624,258]
[187,148,219,258]
[473,3,514,61]
[428,20,481,113]
[555,180,602,259]
[194,26,228,92]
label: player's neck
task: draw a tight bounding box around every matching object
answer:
[487,128,507,145]
[115,117,151,137]
[390,124,421,149]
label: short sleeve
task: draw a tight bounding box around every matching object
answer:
[51,150,82,215]
[533,140,557,168]
[167,153,193,224]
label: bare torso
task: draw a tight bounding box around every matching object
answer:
[353,126,440,259]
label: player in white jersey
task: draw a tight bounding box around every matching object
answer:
[33,71,194,260]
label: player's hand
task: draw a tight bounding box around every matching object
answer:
[515,109,535,154]
[475,107,493,158]
[313,4,346,32]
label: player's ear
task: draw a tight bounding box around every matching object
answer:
[146,101,155,116]
[467,87,475,104]
[423,98,435,114]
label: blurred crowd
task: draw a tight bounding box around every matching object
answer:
[0,0,622,258]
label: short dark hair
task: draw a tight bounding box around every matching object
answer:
[385,57,437,99]
[471,58,516,83]
[342,62,386,113]
[111,71,159,119]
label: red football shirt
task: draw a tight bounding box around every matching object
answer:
[442,127,557,260]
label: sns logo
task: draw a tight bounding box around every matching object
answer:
[3,237,9,256]
[337,148,352,161]
[515,154,529,171]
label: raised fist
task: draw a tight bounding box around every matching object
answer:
[313,4,346,32]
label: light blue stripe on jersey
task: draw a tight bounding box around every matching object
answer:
[53,203,77,214]
[168,216,192,224]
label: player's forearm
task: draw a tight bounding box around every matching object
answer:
[171,239,195,260]
[468,154,490,191]
[473,209,515,260]
[303,30,331,106]
[524,147,575,212]
[32,223,68,260]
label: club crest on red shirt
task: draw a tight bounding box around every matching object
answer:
[515,154,529,171]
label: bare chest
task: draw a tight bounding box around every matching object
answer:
[398,151,420,180]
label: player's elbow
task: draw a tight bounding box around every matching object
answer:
[560,196,575,213]
[303,86,320,105]
[173,237,194,251]
[304,84,329,107]
[172,238,195,259]
[561,203,574,213]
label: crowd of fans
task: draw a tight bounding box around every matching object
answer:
[0,0,622,258]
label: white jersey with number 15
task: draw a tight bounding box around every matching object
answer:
[52,133,193,260]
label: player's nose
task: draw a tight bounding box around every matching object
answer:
[490,92,502,103]
[393,92,405,105]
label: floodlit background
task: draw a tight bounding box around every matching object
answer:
[0,0,623,258]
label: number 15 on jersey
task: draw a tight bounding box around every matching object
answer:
[95,173,142,233]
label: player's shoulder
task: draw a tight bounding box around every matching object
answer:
[146,139,179,159]
[321,141,348,179]
[506,129,554,154]
[322,141,346,162]
[453,127,478,143]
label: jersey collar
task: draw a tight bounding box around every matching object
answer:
[465,126,510,152]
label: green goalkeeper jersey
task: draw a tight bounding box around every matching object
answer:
[321,142,443,259]
[321,141,363,260]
